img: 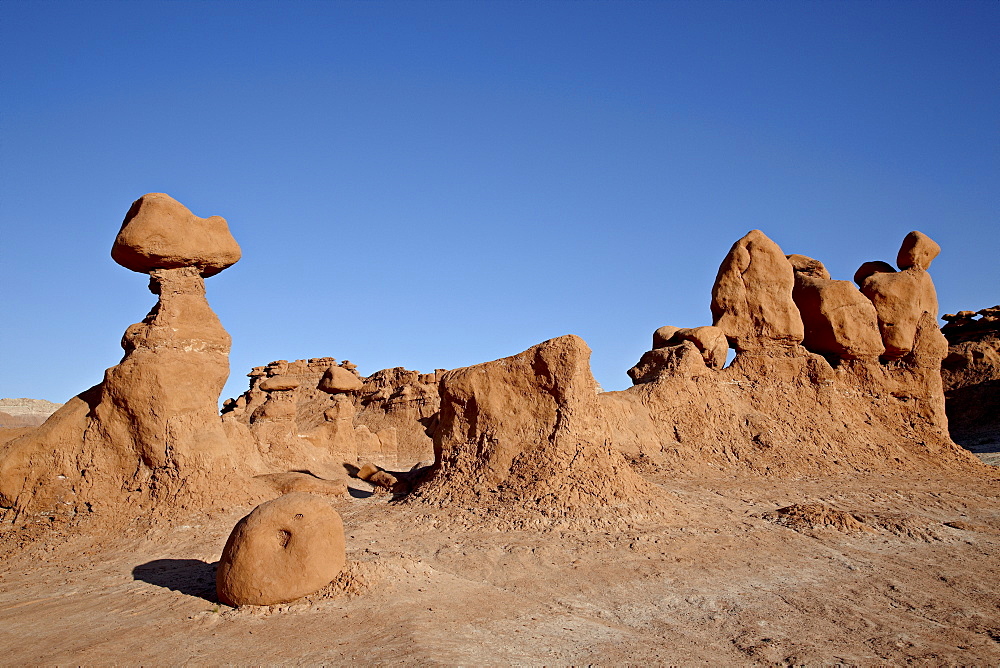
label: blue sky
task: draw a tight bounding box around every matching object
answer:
[2,0,997,403]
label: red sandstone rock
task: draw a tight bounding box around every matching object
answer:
[788,254,884,360]
[318,366,364,394]
[711,230,804,351]
[652,326,681,349]
[216,493,346,606]
[0,195,256,518]
[111,193,241,277]
[859,268,938,359]
[897,230,941,271]
[853,260,896,287]
[414,335,655,514]
[259,376,300,392]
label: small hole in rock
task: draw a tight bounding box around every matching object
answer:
[294,513,304,520]
[277,529,291,547]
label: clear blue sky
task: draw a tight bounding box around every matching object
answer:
[2,0,997,404]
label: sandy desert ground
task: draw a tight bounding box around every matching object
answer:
[2,466,998,665]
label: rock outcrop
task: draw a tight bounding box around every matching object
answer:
[415,229,979,517]
[216,492,346,606]
[941,306,1000,463]
[711,229,804,351]
[787,254,884,361]
[0,194,258,520]
[412,335,656,518]
[856,231,943,360]
[224,359,440,468]
[613,229,970,474]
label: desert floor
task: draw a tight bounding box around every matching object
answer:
[2,466,999,665]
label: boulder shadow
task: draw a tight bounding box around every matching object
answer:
[132,558,219,602]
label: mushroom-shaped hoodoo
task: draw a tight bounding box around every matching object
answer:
[111,193,242,277]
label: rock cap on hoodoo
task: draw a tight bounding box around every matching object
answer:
[259,376,300,392]
[318,365,364,394]
[897,231,941,271]
[112,193,241,276]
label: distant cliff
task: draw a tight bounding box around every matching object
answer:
[0,398,63,428]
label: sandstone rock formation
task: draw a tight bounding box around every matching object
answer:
[412,229,979,518]
[787,254,884,361]
[318,366,364,394]
[711,229,804,351]
[941,306,1000,462]
[0,194,258,520]
[856,231,943,359]
[412,335,656,517]
[629,323,728,384]
[216,492,346,606]
[614,230,970,474]
[111,193,241,277]
[224,359,441,468]
[897,230,941,272]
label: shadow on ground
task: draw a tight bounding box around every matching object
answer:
[133,559,219,602]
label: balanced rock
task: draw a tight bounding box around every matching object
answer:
[0,194,254,518]
[216,493,346,607]
[897,230,941,271]
[652,326,680,349]
[112,193,241,277]
[711,230,804,351]
[856,232,941,359]
[318,366,364,394]
[853,260,896,286]
[259,376,300,392]
[788,254,884,360]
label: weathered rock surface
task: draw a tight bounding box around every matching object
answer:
[630,324,727,383]
[412,335,658,517]
[0,195,259,520]
[112,193,241,277]
[896,230,941,271]
[225,359,441,468]
[941,306,1000,464]
[856,232,942,360]
[318,366,364,394]
[711,230,804,351]
[788,254,884,360]
[612,229,971,476]
[216,493,346,606]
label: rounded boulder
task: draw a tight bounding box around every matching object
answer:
[318,365,364,393]
[259,375,300,392]
[216,493,346,606]
[112,193,241,277]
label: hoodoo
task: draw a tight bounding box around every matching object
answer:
[0,194,254,518]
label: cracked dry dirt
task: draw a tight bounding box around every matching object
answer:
[2,471,999,664]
